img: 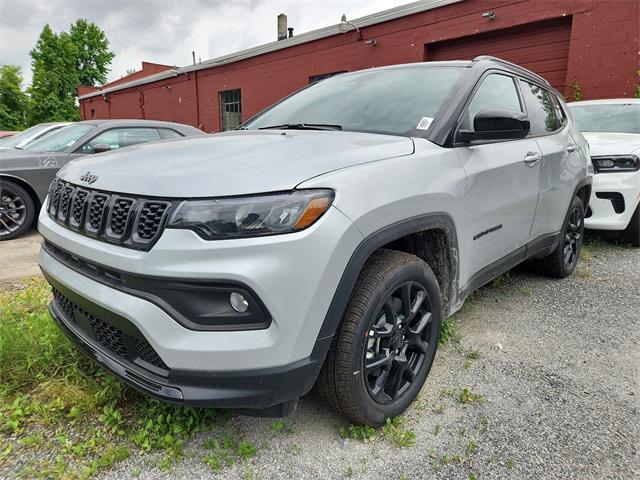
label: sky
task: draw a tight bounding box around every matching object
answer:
[0,0,408,88]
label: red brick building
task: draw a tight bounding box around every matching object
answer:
[78,0,640,133]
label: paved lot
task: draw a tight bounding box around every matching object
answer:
[1,234,638,479]
[0,229,41,290]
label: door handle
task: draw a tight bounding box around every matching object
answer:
[524,151,542,166]
[566,143,577,152]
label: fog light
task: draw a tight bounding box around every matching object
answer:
[230,292,249,313]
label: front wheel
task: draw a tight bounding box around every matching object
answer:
[314,249,441,426]
[531,195,585,278]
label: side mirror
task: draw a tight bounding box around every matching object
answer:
[92,144,112,154]
[457,109,530,143]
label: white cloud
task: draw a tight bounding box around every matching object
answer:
[0,0,407,88]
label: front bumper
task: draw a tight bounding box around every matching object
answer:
[585,171,640,231]
[38,204,363,407]
[46,274,328,409]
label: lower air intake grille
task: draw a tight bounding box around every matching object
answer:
[596,192,625,214]
[52,288,169,372]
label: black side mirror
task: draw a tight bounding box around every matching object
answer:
[457,109,530,143]
[92,144,112,154]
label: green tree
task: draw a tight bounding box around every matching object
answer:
[28,20,114,124]
[70,19,115,86]
[28,24,79,124]
[0,65,27,130]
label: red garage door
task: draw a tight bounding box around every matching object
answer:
[426,18,572,92]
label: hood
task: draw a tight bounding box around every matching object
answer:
[582,132,640,156]
[57,130,414,197]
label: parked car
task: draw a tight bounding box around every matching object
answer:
[0,131,17,139]
[38,57,591,426]
[0,120,204,240]
[567,99,640,246]
[0,122,71,150]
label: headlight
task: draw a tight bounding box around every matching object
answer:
[167,189,334,240]
[591,155,639,173]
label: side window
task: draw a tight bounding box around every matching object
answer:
[158,128,184,140]
[80,128,161,153]
[464,74,522,131]
[519,81,560,135]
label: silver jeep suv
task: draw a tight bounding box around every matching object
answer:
[38,56,591,426]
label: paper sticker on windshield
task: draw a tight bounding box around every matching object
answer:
[416,117,433,130]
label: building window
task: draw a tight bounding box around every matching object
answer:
[90,108,96,119]
[219,89,242,131]
[309,71,346,83]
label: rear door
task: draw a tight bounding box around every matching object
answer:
[521,82,582,238]
[455,73,542,277]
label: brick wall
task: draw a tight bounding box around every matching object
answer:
[80,0,640,131]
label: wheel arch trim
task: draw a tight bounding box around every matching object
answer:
[0,173,42,210]
[316,212,459,341]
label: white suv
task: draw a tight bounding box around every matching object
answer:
[568,99,640,246]
[38,57,591,425]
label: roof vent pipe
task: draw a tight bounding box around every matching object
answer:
[277,14,287,41]
[288,27,294,38]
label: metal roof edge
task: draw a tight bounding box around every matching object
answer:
[79,0,464,100]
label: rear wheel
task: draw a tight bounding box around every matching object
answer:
[315,249,441,426]
[0,180,35,241]
[621,203,640,247]
[531,196,584,278]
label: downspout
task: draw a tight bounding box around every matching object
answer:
[193,70,201,129]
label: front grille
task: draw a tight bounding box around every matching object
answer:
[52,288,169,372]
[47,178,173,250]
[596,192,625,214]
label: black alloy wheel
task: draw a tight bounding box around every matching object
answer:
[364,281,434,404]
[563,205,583,269]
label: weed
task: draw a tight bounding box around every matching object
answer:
[570,80,583,101]
[459,388,484,405]
[346,466,354,477]
[489,271,511,288]
[433,404,445,414]
[465,441,479,456]
[433,423,441,436]
[382,417,416,447]
[506,458,514,469]
[465,350,481,360]
[270,419,289,435]
[439,318,461,345]
[237,440,258,460]
[340,424,376,441]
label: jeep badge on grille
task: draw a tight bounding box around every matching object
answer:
[80,171,98,184]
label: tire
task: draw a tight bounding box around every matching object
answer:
[620,203,640,247]
[531,196,585,278]
[314,249,442,426]
[0,180,36,241]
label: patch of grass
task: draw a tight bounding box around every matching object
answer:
[340,424,376,442]
[459,388,484,405]
[433,424,441,436]
[382,417,416,448]
[439,317,461,346]
[270,419,290,435]
[489,271,511,289]
[0,280,239,478]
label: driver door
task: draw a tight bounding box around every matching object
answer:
[454,73,542,278]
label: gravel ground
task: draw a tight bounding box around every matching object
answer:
[99,241,639,480]
[1,236,638,479]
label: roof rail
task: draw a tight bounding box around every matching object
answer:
[472,55,550,86]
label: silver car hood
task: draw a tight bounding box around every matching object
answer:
[582,132,640,156]
[57,130,415,197]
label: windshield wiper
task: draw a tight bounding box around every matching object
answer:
[258,123,342,131]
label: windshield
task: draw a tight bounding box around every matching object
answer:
[569,103,640,134]
[24,124,95,153]
[244,66,465,136]
[0,124,51,148]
